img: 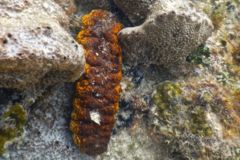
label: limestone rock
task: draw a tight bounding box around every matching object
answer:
[0,0,85,89]
[119,0,213,70]
[76,0,111,12]
[54,0,77,16]
[0,84,92,160]
[0,0,70,28]
[149,79,240,159]
[99,124,164,160]
[113,0,156,25]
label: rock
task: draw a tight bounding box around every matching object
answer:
[0,0,85,89]
[76,0,111,12]
[118,0,213,71]
[99,124,164,160]
[54,0,77,16]
[0,0,70,28]
[149,79,240,159]
[1,84,92,160]
[113,0,155,25]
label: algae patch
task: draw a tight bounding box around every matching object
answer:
[152,81,182,121]
[0,104,27,155]
[186,44,211,66]
[190,106,213,137]
[152,81,214,137]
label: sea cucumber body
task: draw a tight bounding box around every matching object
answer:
[70,10,123,155]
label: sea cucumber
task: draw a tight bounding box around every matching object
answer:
[70,9,123,156]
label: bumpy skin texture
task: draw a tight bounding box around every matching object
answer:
[70,10,123,156]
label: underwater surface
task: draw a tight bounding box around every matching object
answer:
[0,0,240,159]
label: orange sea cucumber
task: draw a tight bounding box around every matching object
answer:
[70,9,123,156]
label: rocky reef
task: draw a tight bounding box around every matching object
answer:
[113,0,154,25]
[149,79,240,159]
[0,0,85,89]
[0,0,240,160]
[118,0,214,76]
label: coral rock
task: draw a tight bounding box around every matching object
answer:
[150,79,240,159]
[0,0,85,89]
[119,0,213,70]
[113,0,156,25]
[54,0,77,16]
[76,0,111,12]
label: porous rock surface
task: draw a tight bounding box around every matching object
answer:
[76,0,111,12]
[0,83,93,160]
[54,0,77,16]
[0,0,85,89]
[2,84,92,160]
[113,0,156,25]
[118,0,213,70]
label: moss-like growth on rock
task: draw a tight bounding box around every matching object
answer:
[0,104,27,155]
[152,81,213,137]
[150,54,240,159]
[190,106,213,137]
[207,3,226,30]
[221,89,240,138]
[186,44,211,65]
[232,48,240,65]
[153,81,182,121]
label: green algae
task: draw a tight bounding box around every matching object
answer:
[186,44,211,66]
[152,81,213,137]
[153,81,182,121]
[233,49,240,65]
[0,104,27,155]
[220,89,240,138]
[190,106,213,137]
[153,81,182,105]
[203,2,226,30]
[211,6,226,30]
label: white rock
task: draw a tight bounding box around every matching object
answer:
[0,0,85,89]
